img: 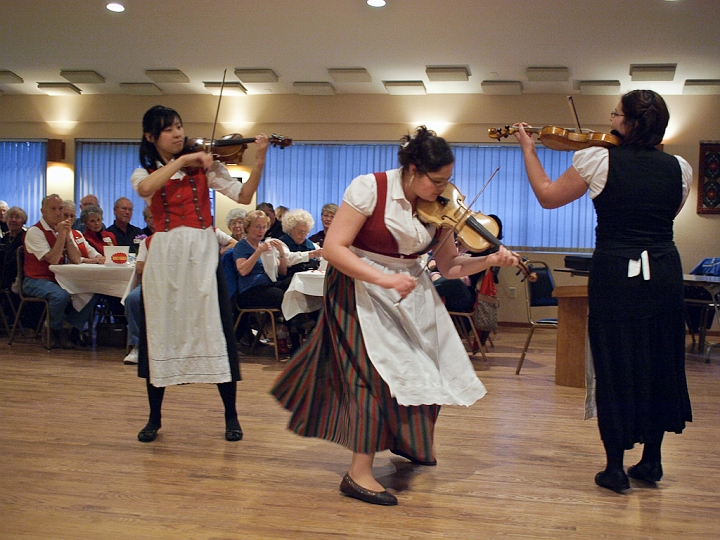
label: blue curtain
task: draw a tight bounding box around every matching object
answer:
[259,142,594,251]
[0,140,47,225]
[75,141,146,227]
[75,141,216,228]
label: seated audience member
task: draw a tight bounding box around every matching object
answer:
[72,194,100,232]
[232,210,292,352]
[308,203,337,247]
[62,201,104,264]
[216,227,237,256]
[106,197,144,254]
[80,204,117,255]
[23,194,98,349]
[140,206,155,237]
[0,199,9,237]
[1,206,28,291]
[256,202,284,239]
[278,209,323,276]
[275,205,288,222]
[225,208,247,242]
[123,236,151,365]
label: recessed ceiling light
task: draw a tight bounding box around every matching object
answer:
[60,70,105,84]
[203,82,247,96]
[481,81,522,95]
[578,80,621,95]
[106,3,125,12]
[629,64,676,81]
[234,69,279,83]
[328,68,372,83]
[119,83,163,95]
[426,66,470,82]
[367,0,386,7]
[383,81,426,95]
[0,70,23,84]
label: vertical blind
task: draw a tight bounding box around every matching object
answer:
[260,143,595,251]
[3,140,595,251]
[0,140,47,225]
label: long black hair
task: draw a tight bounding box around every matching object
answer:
[398,126,454,174]
[618,90,669,148]
[139,105,182,171]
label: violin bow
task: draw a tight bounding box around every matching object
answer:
[567,95,583,133]
[395,167,501,306]
[208,69,227,155]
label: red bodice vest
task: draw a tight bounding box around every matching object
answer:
[23,221,64,281]
[149,167,213,232]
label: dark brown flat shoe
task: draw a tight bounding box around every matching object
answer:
[339,473,398,506]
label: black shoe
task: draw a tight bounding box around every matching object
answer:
[138,423,160,443]
[52,329,76,350]
[225,428,243,442]
[595,469,630,493]
[390,448,437,466]
[628,462,663,483]
[339,473,398,506]
[70,327,91,348]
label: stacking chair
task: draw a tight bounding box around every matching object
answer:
[447,304,489,363]
[8,247,51,350]
[516,261,558,374]
[234,306,282,363]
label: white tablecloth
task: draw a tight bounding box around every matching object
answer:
[50,263,137,311]
[281,270,325,320]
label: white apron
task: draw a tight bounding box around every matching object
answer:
[353,247,487,407]
[143,227,230,387]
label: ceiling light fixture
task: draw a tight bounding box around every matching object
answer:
[425,66,470,82]
[481,80,522,95]
[367,0,386,7]
[526,66,569,82]
[578,80,621,95]
[293,82,336,95]
[328,68,371,83]
[683,79,720,95]
[145,69,189,83]
[119,83,162,95]
[629,64,676,81]
[234,69,279,83]
[383,81,426,95]
[203,82,247,96]
[106,3,125,12]
[0,70,23,84]
[60,70,106,84]
[37,82,82,95]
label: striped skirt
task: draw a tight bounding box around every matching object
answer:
[271,266,439,460]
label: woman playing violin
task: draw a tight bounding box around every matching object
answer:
[512,90,693,493]
[130,105,269,444]
[272,126,519,506]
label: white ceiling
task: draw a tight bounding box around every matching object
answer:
[1,0,718,97]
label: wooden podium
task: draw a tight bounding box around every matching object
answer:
[552,285,588,388]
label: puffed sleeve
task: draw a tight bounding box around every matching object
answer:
[572,146,609,199]
[207,161,244,202]
[342,173,377,217]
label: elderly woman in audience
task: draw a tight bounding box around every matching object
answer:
[278,209,323,276]
[80,204,117,254]
[0,200,9,237]
[308,203,337,247]
[1,206,28,290]
[233,209,292,352]
[225,208,247,242]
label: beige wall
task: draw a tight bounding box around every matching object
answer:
[1,92,718,324]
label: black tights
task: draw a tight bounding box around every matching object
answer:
[601,430,664,472]
[145,380,239,430]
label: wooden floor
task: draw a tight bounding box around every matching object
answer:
[1,327,719,540]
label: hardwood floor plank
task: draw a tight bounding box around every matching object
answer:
[1,328,719,539]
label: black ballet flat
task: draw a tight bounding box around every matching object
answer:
[390,448,437,466]
[137,428,159,443]
[628,462,663,483]
[225,428,243,442]
[595,469,630,493]
[339,474,398,506]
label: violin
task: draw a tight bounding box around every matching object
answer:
[488,125,620,152]
[416,183,537,282]
[180,133,293,165]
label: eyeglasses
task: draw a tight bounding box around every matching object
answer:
[423,172,453,189]
[610,111,625,119]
